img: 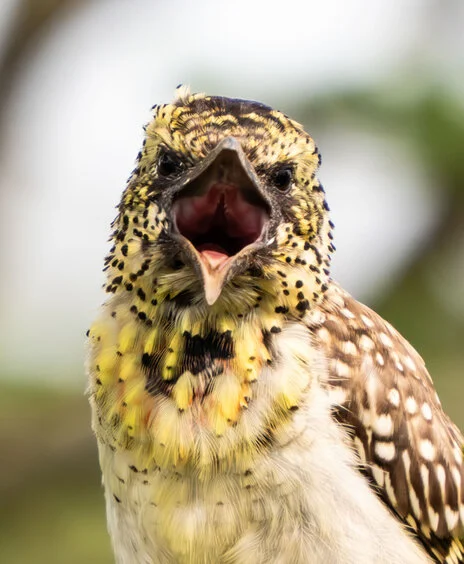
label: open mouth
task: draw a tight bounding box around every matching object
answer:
[173,182,270,270]
[168,139,271,305]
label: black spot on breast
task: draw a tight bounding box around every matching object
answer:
[143,353,176,396]
[183,330,234,375]
[170,289,196,307]
[256,428,275,450]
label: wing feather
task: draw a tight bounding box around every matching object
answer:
[308,284,464,563]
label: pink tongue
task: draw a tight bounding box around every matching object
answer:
[197,244,229,270]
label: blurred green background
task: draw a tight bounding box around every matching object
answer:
[0,1,463,562]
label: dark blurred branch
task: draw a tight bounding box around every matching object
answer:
[0,0,86,136]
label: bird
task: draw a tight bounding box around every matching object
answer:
[87,86,464,564]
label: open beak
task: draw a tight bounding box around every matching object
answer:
[171,137,271,305]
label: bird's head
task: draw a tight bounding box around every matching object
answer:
[108,88,334,316]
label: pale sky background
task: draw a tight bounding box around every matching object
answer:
[0,0,463,385]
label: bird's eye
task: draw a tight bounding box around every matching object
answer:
[271,166,293,192]
[158,150,184,177]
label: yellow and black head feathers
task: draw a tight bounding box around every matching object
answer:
[105,88,334,315]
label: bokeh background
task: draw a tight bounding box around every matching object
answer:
[0,0,463,562]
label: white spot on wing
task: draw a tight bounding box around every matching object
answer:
[435,463,446,498]
[366,373,378,398]
[360,407,372,428]
[379,332,393,348]
[420,464,430,500]
[404,356,416,371]
[419,439,436,461]
[453,444,463,465]
[405,396,418,415]
[445,506,459,532]
[329,386,347,407]
[375,352,385,366]
[451,466,461,489]
[341,340,357,355]
[384,321,396,335]
[421,402,433,421]
[341,307,355,319]
[403,450,411,475]
[387,388,400,407]
[372,464,385,487]
[374,441,396,461]
[373,414,394,437]
[334,360,351,378]
[428,507,440,533]
[359,335,375,351]
[360,314,374,328]
[385,474,398,507]
[409,485,422,519]
[317,327,331,344]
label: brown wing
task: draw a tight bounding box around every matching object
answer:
[309,283,464,563]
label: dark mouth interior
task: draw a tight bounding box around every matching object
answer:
[174,184,270,257]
